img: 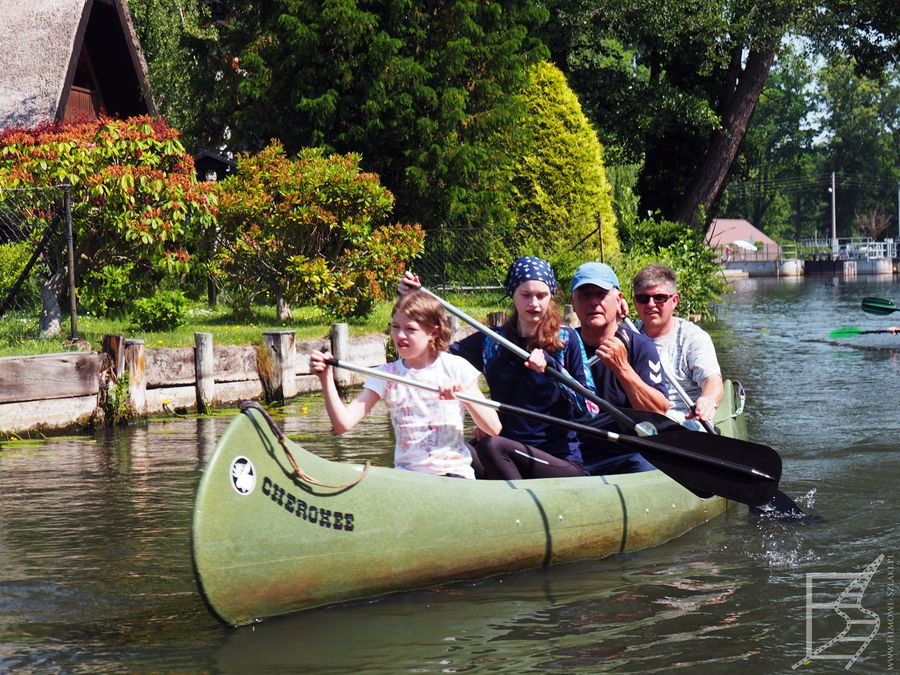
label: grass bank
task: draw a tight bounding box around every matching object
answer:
[0,290,508,357]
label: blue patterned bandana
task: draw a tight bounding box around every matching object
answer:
[504,256,558,296]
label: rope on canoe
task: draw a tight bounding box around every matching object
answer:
[239,401,370,490]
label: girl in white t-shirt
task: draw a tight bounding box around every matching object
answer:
[310,291,501,479]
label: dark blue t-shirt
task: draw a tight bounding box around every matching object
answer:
[450,325,594,464]
[577,325,668,466]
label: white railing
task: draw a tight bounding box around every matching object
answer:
[797,237,897,260]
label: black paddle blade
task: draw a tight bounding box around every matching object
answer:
[636,429,782,506]
[574,413,782,506]
[750,490,817,521]
[861,296,898,316]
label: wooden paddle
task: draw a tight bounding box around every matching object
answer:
[861,297,899,315]
[620,319,807,518]
[325,358,781,506]
[828,326,896,339]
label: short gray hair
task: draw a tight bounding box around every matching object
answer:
[633,264,677,293]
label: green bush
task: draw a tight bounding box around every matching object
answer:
[0,241,41,310]
[78,263,136,317]
[131,290,189,331]
[214,142,424,321]
[612,220,727,322]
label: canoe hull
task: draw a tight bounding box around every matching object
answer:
[191,398,749,626]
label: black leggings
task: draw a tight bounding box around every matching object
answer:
[473,435,583,480]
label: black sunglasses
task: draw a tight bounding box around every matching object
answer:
[634,293,674,305]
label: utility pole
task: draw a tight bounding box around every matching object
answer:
[831,172,837,258]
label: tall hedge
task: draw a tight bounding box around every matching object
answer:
[498,61,619,280]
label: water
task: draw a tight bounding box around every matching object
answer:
[1,276,898,673]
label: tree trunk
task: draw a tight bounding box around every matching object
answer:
[39,268,67,338]
[673,47,777,228]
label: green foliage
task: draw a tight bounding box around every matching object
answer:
[105,370,133,425]
[131,290,189,332]
[719,46,899,241]
[0,117,217,295]
[614,219,727,321]
[818,56,899,235]
[0,241,40,310]
[131,2,549,241]
[78,263,135,317]
[494,61,619,276]
[214,142,424,320]
[127,0,221,149]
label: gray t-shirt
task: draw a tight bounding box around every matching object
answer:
[638,316,721,415]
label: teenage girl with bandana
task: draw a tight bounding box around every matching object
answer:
[400,257,595,480]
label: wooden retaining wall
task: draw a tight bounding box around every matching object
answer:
[0,325,389,435]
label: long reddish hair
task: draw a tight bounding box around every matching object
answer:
[504,295,565,352]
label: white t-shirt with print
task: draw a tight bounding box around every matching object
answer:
[364,352,482,479]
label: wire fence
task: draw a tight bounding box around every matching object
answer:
[412,225,505,291]
[0,185,77,342]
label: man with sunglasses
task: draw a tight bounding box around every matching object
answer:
[632,264,723,426]
[569,262,669,474]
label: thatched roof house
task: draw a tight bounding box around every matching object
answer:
[0,0,155,130]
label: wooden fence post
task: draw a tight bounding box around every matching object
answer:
[261,331,297,402]
[102,334,126,379]
[195,332,215,413]
[448,314,461,343]
[124,338,146,414]
[330,323,350,389]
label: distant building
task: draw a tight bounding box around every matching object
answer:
[0,0,155,130]
[706,218,781,260]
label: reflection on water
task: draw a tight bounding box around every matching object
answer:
[0,277,898,672]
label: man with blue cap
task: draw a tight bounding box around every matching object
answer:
[570,261,669,474]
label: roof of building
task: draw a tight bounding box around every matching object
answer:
[0,0,154,130]
[706,218,780,249]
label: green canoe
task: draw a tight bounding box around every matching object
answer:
[192,382,747,627]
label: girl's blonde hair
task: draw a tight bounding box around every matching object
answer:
[392,291,452,352]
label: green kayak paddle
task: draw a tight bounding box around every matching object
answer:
[829,326,897,339]
[861,297,899,316]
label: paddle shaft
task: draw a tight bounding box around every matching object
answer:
[417,286,639,431]
[325,358,774,481]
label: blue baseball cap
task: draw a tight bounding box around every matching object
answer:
[571,262,620,292]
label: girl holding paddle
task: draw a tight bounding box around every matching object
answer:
[310,291,501,480]
[400,257,595,480]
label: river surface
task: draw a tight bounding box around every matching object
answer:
[1,276,898,673]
